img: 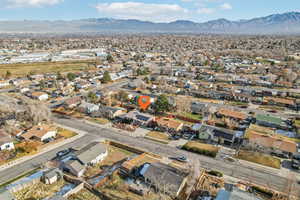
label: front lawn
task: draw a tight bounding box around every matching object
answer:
[145,131,170,144]
[180,112,203,121]
[91,118,110,125]
[58,128,77,138]
[236,150,281,169]
[182,141,219,158]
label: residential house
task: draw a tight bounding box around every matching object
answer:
[30,91,49,101]
[212,127,237,145]
[190,102,209,115]
[245,128,297,154]
[155,117,183,132]
[215,185,261,200]
[119,111,154,126]
[255,114,291,130]
[92,106,126,119]
[197,124,237,145]
[192,124,213,140]
[62,159,86,177]
[217,108,248,121]
[263,97,297,110]
[41,168,61,185]
[0,80,10,88]
[0,130,14,151]
[61,142,107,177]
[21,124,57,142]
[128,79,145,89]
[137,162,188,198]
[78,102,99,114]
[64,96,82,109]
[76,142,108,166]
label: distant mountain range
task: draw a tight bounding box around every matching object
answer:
[1,12,300,34]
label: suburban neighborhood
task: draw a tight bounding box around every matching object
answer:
[0,23,300,200]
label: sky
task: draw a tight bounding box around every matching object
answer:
[0,0,299,22]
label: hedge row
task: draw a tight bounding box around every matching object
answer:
[182,145,217,158]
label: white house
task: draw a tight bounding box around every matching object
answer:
[0,80,10,88]
[78,102,99,114]
[76,142,108,166]
[31,92,49,101]
[0,130,14,151]
[21,125,57,142]
[41,168,61,185]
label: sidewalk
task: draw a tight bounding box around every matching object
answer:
[0,130,85,172]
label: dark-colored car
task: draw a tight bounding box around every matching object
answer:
[271,151,289,159]
[170,135,180,140]
[292,159,300,170]
[293,154,300,161]
[56,149,71,157]
[169,156,188,163]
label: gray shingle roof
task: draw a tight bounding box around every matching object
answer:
[76,142,107,165]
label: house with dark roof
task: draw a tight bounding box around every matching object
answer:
[255,114,291,130]
[137,162,188,198]
[119,110,154,126]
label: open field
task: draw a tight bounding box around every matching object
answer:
[236,150,281,169]
[0,60,95,77]
[182,141,219,158]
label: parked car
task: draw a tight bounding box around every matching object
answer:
[271,151,289,159]
[182,133,196,140]
[170,135,180,140]
[169,156,188,163]
[56,149,71,158]
[292,159,300,170]
[293,154,300,161]
[43,137,55,143]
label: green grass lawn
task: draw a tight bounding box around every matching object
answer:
[180,112,203,121]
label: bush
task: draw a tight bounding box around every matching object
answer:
[252,186,273,198]
[208,170,223,177]
[182,145,217,158]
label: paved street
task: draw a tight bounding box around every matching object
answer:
[53,115,300,197]
[0,134,99,185]
[0,114,299,197]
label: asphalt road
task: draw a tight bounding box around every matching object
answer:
[53,116,300,197]
[0,134,98,185]
[0,115,299,197]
